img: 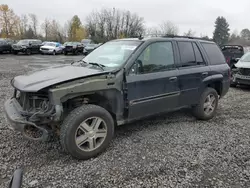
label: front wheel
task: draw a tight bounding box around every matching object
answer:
[60,104,114,160]
[192,87,219,120]
[26,49,31,55]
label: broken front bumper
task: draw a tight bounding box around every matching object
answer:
[4,98,49,141]
[233,74,250,85]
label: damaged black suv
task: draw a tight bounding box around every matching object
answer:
[4,36,230,160]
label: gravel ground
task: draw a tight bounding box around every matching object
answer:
[1,54,250,188]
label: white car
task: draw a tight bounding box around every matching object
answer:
[40,42,63,55]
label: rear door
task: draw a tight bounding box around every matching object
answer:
[126,41,180,120]
[176,41,210,106]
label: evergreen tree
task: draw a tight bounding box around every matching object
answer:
[213,16,230,45]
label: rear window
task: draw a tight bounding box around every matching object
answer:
[221,45,244,54]
[201,43,226,65]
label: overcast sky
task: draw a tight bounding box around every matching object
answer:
[2,0,250,37]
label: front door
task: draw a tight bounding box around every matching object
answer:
[126,41,180,120]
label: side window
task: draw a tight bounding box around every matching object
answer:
[177,41,196,67]
[201,43,226,65]
[131,42,175,74]
[192,42,205,65]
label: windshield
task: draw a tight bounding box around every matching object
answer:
[82,40,142,68]
[44,42,56,47]
[17,40,29,45]
[240,52,250,62]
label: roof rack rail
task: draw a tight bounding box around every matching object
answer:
[162,34,213,41]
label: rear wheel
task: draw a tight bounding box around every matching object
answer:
[64,51,68,55]
[60,104,114,160]
[192,87,219,120]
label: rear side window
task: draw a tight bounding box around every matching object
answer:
[193,43,204,65]
[177,42,196,66]
[201,43,226,65]
[177,41,205,67]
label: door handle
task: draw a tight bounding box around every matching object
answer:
[169,76,177,81]
[202,72,208,76]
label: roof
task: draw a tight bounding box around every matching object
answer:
[113,36,214,43]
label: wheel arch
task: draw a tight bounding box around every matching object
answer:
[203,75,223,96]
[61,89,124,123]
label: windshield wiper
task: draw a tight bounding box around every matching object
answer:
[71,59,88,65]
[88,62,105,71]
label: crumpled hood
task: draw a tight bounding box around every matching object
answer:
[12,64,104,92]
[235,61,250,68]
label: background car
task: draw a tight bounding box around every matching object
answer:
[0,38,14,54]
[40,41,64,55]
[231,52,250,87]
[63,42,83,55]
[12,39,42,55]
[81,39,92,48]
[220,45,248,69]
[83,43,102,55]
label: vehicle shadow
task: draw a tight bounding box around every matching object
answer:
[113,108,194,138]
[232,85,250,92]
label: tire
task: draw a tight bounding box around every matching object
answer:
[64,51,67,55]
[60,104,114,160]
[26,49,31,55]
[192,87,219,120]
[13,51,18,55]
[53,50,56,55]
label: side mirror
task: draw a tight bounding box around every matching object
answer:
[8,169,23,188]
[235,58,240,62]
[130,60,143,74]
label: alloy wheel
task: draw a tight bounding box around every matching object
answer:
[75,117,107,152]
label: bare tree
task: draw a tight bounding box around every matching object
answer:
[85,8,145,42]
[0,4,19,37]
[159,21,179,35]
[183,29,196,37]
[29,13,38,37]
[41,18,50,40]
[18,14,28,38]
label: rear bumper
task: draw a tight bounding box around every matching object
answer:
[220,80,230,98]
[4,98,49,141]
[64,48,76,52]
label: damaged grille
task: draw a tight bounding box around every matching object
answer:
[239,68,250,76]
[16,91,50,113]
